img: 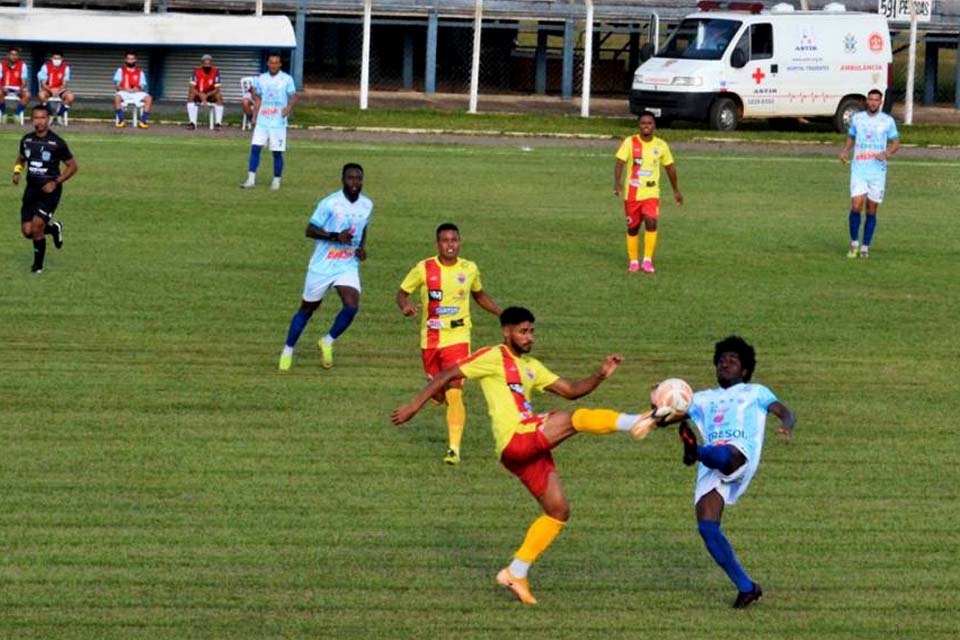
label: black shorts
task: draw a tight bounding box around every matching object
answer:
[21,182,62,223]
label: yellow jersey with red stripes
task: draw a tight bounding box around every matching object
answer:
[615,134,674,202]
[399,257,484,350]
[458,345,560,455]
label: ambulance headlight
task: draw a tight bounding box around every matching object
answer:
[671,76,703,86]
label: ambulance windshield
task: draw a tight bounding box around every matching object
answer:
[657,18,741,60]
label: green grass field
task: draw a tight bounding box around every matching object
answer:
[2,130,958,639]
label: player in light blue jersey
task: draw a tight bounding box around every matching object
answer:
[677,336,795,609]
[840,89,899,259]
[241,53,297,191]
[279,164,372,371]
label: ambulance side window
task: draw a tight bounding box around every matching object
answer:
[750,23,773,60]
[731,31,750,67]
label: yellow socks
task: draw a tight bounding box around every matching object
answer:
[572,408,621,435]
[515,514,567,564]
[445,388,465,452]
[643,230,658,260]
[626,233,640,262]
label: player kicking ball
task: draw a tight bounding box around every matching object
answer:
[393,306,669,605]
[278,164,371,371]
[677,336,795,608]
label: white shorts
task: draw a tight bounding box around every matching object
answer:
[850,175,886,203]
[252,125,286,152]
[693,449,755,506]
[117,91,148,106]
[302,269,361,303]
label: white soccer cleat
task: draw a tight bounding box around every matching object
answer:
[270,178,281,191]
[240,178,256,189]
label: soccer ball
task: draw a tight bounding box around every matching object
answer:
[650,378,694,419]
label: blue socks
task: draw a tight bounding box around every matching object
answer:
[328,306,358,340]
[848,210,862,243]
[698,445,734,471]
[698,520,753,592]
[272,151,284,178]
[140,111,149,123]
[863,214,877,246]
[285,308,313,348]
[15,103,25,115]
[115,108,124,121]
[248,145,263,172]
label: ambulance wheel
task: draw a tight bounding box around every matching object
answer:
[834,96,865,133]
[709,97,739,131]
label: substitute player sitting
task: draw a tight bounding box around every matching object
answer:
[1,46,30,123]
[113,51,152,128]
[186,54,223,130]
[393,306,657,605]
[37,52,75,123]
[396,223,501,465]
[278,164,372,371]
[840,89,899,259]
[677,336,795,609]
[613,111,682,273]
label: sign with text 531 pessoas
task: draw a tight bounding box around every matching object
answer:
[878,0,933,22]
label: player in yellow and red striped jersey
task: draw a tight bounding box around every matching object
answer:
[393,307,666,605]
[614,112,683,274]
[396,223,501,465]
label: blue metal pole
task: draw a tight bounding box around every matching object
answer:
[923,41,937,106]
[535,24,547,95]
[561,18,574,99]
[403,31,414,89]
[294,4,306,89]
[425,10,438,95]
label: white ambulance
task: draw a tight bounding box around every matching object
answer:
[630,1,893,131]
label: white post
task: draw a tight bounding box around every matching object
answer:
[144,0,151,14]
[580,0,594,118]
[360,0,372,110]
[468,0,483,114]
[905,0,918,125]
[255,0,263,17]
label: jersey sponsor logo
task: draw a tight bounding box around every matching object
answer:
[508,382,525,394]
[709,428,745,441]
[426,319,445,330]
[435,305,459,316]
[428,289,443,301]
[325,248,354,260]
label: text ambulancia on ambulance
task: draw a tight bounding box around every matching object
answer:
[629,2,893,132]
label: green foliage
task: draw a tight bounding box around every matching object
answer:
[1,132,958,638]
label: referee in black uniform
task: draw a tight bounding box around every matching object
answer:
[13,104,78,273]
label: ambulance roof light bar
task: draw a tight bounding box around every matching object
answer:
[696,1,764,13]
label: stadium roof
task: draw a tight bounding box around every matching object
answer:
[0,7,297,47]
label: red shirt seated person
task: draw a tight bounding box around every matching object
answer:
[186,54,224,130]
[1,46,31,121]
[112,50,153,129]
[37,52,75,122]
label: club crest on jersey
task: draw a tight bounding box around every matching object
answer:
[456,273,466,283]
[428,289,443,301]
[41,151,51,162]
[525,369,535,380]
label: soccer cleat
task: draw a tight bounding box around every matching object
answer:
[733,583,763,609]
[240,178,256,189]
[186,123,197,130]
[136,121,149,129]
[214,123,223,131]
[847,241,859,259]
[270,178,281,191]
[859,246,870,259]
[115,120,126,128]
[443,448,461,466]
[679,420,698,466]
[642,258,655,273]
[319,340,334,369]
[496,568,538,605]
[50,221,63,249]
[629,411,658,440]
[628,260,640,272]
[31,266,43,274]
[278,352,292,372]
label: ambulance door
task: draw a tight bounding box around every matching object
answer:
[727,22,776,118]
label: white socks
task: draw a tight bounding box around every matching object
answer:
[508,558,530,579]
[186,102,198,125]
[215,104,224,125]
[616,413,641,432]
[282,345,294,356]
[322,335,334,346]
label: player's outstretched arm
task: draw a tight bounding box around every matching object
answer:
[396,289,418,317]
[545,354,623,400]
[471,290,501,317]
[768,400,795,442]
[392,365,465,425]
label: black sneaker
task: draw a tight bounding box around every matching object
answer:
[732,583,762,609]
[214,123,223,131]
[50,220,63,249]
[186,122,196,130]
[31,265,43,274]
[679,420,698,466]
